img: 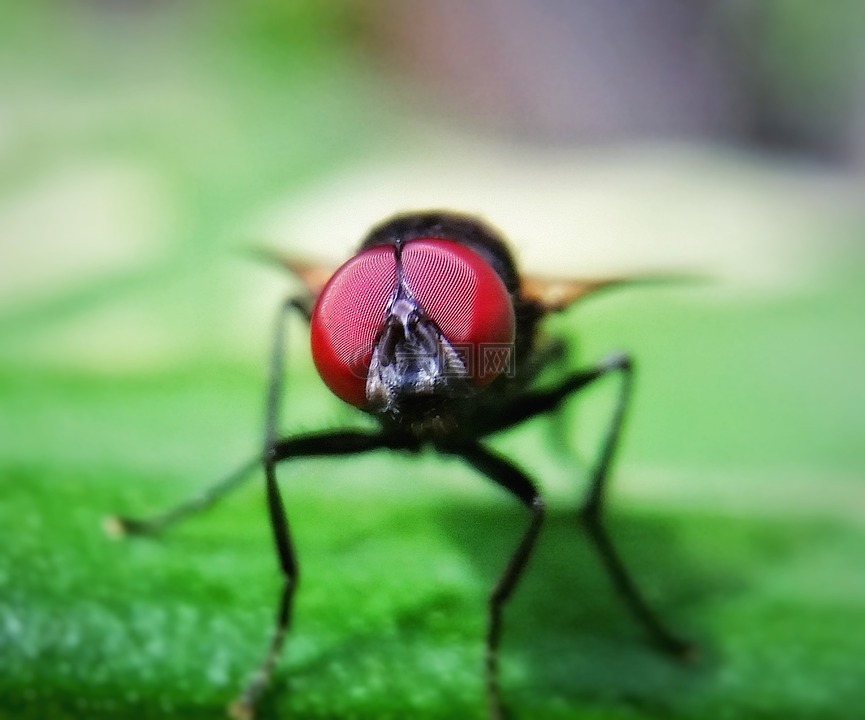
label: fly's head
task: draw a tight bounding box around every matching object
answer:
[309,213,517,438]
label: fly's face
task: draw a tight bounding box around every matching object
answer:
[310,234,516,431]
[365,287,471,414]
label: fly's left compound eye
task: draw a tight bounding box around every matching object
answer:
[310,238,516,408]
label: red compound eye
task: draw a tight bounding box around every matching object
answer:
[310,246,395,408]
[402,238,515,379]
[310,239,515,408]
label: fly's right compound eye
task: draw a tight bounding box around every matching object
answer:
[310,246,396,408]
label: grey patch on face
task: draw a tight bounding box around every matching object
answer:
[366,295,470,416]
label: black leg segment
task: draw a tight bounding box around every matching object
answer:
[228,429,401,720]
[457,441,545,720]
[572,356,693,658]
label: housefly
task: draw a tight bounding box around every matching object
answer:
[107,211,693,719]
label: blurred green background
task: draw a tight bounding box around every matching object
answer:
[1,2,864,719]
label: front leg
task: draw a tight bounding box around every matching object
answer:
[455,442,545,720]
[229,295,410,719]
[227,430,403,720]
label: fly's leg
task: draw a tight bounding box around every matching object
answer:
[229,295,410,719]
[103,298,310,538]
[229,294,299,720]
[479,353,693,659]
[578,354,693,657]
[229,459,294,720]
[103,457,259,538]
[226,430,400,720]
[457,442,545,720]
